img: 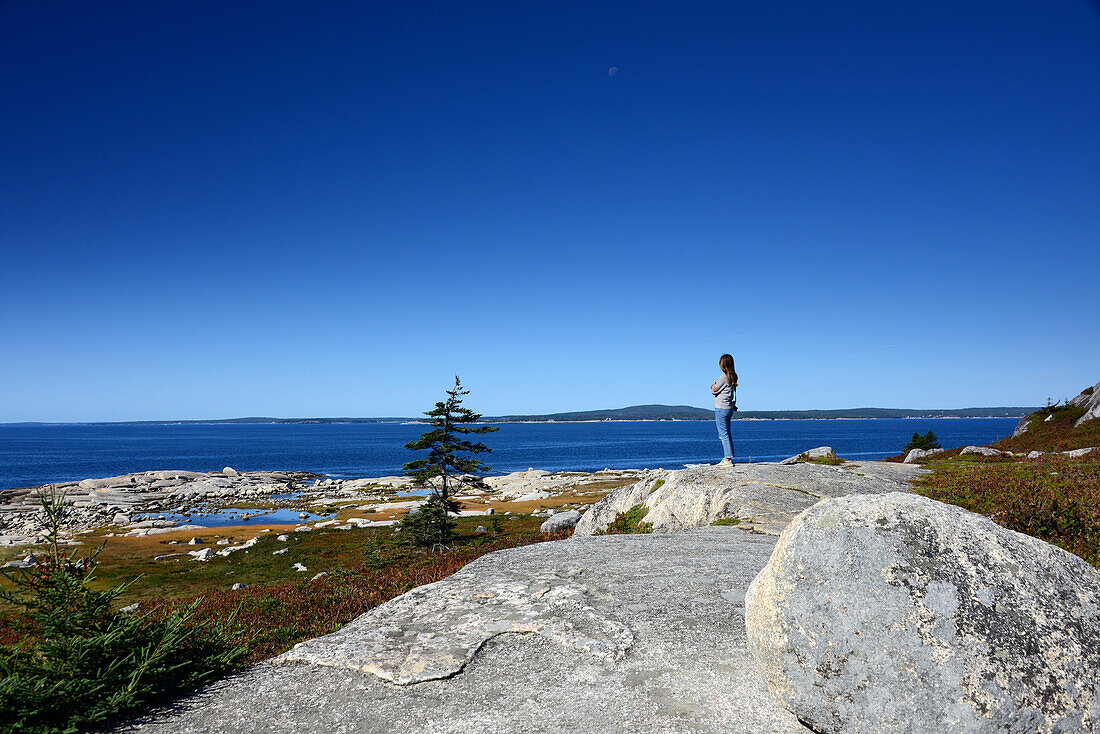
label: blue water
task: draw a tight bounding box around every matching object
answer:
[0,419,1020,491]
[138,508,335,528]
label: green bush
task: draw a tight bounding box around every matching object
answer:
[0,488,244,734]
[903,430,941,453]
[602,504,653,534]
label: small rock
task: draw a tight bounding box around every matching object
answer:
[272,548,288,555]
[222,467,239,476]
[216,539,231,545]
[293,526,312,532]
[298,512,309,519]
[1028,450,1045,459]
[112,513,131,525]
[310,572,327,582]
[540,510,582,534]
[960,446,1004,456]
[903,447,945,463]
[277,534,289,541]
[189,548,214,562]
[293,562,308,572]
[230,583,248,590]
[1,555,37,569]
[485,508,495,515]
[187,537,204,545]
[119,602,140,613]
[475,525,488,533]
[1064,447,1097,458]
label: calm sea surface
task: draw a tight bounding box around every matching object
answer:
[0,418,1021,491]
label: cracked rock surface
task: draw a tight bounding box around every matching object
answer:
[573,461,927,537]
[124,530,805,734]
[746,492,1100,734]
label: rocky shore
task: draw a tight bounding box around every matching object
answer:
[0,467,646,545]
[122,451,1100,733]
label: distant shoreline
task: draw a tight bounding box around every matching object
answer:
[2,415,1029,427]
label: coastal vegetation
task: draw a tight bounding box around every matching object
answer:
[600,504,654,534]
[903,430,941,453]
[916,452,1100,566]
[796,451,845,465]
[0,488,242,734]
[993,403,1100,453]
[914,402,1100,567]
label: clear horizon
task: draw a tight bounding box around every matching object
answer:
[0,403,1043,425]
[2,1,1098,422]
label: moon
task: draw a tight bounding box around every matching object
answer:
[608,66,618,77]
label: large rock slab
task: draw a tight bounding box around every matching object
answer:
[1072,380,1100,427]
[125,530,804,734]
[745,492,1100,734]
[573,461,926,537]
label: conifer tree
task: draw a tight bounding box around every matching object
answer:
[399,376,497,549]
[903,430,942,453]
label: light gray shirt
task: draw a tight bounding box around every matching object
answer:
[712,379,737,410]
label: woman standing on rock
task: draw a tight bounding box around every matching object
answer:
[712,354,738,466]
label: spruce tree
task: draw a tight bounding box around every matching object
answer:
[399,376,497,549]
[903,430,942,453]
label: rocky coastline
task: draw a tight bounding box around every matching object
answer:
[0,467,647,546]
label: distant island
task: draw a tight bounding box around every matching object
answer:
[489,404,1036,422]
[11,404,1036,426]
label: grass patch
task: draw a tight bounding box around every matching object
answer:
[915,453,1100,566]
[600,504,653,535]
[797,451,845,466]
[711,517,741,526]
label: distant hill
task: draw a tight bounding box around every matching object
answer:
[491,404,715,422]
[488,405,1036,422]
[17,405,1034,426]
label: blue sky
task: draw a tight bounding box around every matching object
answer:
[2,0,1098,421]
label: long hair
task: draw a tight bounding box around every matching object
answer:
[719,354,738,387]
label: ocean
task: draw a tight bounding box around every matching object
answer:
[0,418,1020,491]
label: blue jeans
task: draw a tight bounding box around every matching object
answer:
[715,408,734,460]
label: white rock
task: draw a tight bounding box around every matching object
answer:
[230,583,248,590]
[189,548,214,561]
[310,572,327,582]
[903,447,945,463]
[746,492,1100,734]
[1070,380,1100,427]
[277,534,289,541]
[960,446,1004,456]
[1028,451,1045,459]
[293,562,308,572]
[222,467,239,476]
[2,555,37,569]
[273,548,288,555]
[1064,447,1098,458]
[187,537,204,545]
[540,510,582,534]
